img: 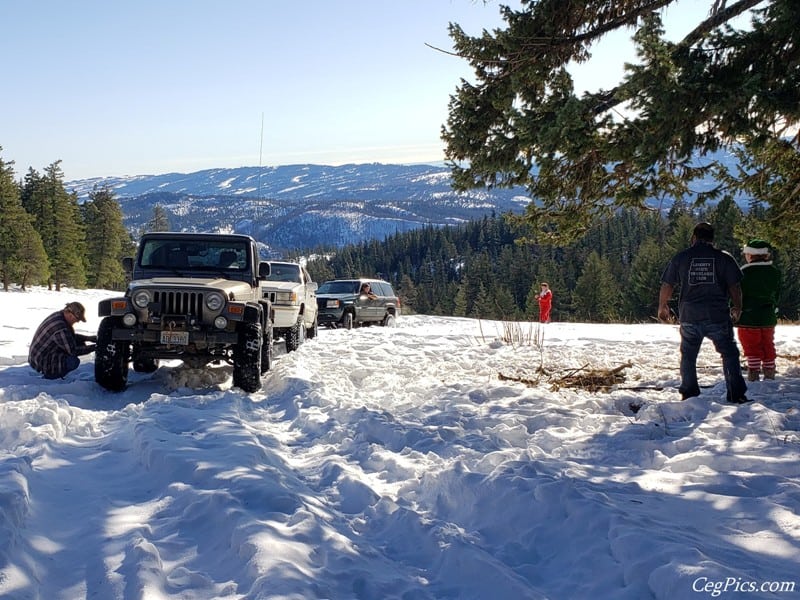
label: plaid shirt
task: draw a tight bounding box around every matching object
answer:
[28,311,79,378]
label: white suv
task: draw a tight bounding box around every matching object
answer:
[262,261,318,351]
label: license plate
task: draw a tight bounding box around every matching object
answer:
[160,331,189,345]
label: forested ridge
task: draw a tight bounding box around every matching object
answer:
[302,200,800,323]
[3,152,799,324]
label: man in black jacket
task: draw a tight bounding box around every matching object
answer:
[658,222,749,404]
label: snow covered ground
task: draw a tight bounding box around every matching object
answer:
[1,287,799,600]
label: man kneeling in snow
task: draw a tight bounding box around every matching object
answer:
[29,301,97,379]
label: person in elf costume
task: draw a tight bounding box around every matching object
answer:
[736,239,782,381]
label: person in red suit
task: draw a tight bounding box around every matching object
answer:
[538,282,553,323]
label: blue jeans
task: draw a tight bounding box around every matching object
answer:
[679,321,747,401]
[43,355,80,379]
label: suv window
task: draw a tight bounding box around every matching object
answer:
[369,282,386,297]
[319,280,359,294]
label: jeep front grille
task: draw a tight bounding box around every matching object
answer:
[153,290,204,318]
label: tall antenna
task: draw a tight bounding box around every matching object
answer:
[258,112,264,199]
[255,112,265,227]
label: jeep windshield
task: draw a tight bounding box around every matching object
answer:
[318,281,359,295]
[139,239,249,271]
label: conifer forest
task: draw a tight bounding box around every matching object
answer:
[2,154,799,324]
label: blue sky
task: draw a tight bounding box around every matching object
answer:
[2,1,708,182]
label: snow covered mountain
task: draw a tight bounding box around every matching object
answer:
[66,163,531,255]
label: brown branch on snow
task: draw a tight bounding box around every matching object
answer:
[500,361,635,393]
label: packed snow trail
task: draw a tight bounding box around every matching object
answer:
[1,290,799,599]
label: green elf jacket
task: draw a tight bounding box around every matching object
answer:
[738,261,781,327]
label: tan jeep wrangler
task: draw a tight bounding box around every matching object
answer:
[95,232,274,393]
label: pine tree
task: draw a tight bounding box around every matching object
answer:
[573,251,619,322]
[0,154,48,290]
[709,195,745,257]
[396,274,418,314]
[37,162,87,290]
[443,1,800,244]
[143,204,171,233]
[453,278,468,317]
[83,187,133,290]
[627,238,672,321]
[493,285,517,320]
[470,282,493,319]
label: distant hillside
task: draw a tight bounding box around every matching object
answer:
[66,163,531,256]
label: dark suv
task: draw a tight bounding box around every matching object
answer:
[316,279,400,329]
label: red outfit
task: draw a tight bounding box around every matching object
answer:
[538,289,552,323]
[737,327,776,373]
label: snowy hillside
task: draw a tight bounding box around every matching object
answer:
[66,164,531,253]
[1,288,798,599]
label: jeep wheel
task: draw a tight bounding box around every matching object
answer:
[95,317,130,392]
[343,311,354,330]
[260,322,273,374]
[306,315,318,339]
[233,322,262,392]
[285,314,305,352]
[382,314,396,328]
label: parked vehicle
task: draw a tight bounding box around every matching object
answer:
[262,261,318,352]
[95,232,274,393]
[316,278,400,329]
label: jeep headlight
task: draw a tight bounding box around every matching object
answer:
[132,290,151,309]
[205,292,225,311]
[276,291,297,303]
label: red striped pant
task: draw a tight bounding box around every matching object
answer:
[736,327,776,371]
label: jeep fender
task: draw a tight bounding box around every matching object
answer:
[243,303,262,323]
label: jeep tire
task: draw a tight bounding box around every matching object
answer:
[233,322,262,392]
[95,317,130,392]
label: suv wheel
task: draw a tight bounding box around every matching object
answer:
[306,315,318,339]
[382,314,396,327]
[95,317,130,392]
[260,322,273,374]
[342,311,354,330]
[233,322,262,392]
[285,314,305,352]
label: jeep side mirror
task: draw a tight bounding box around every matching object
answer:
[122,257,134,273]
[258,261,271,279]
